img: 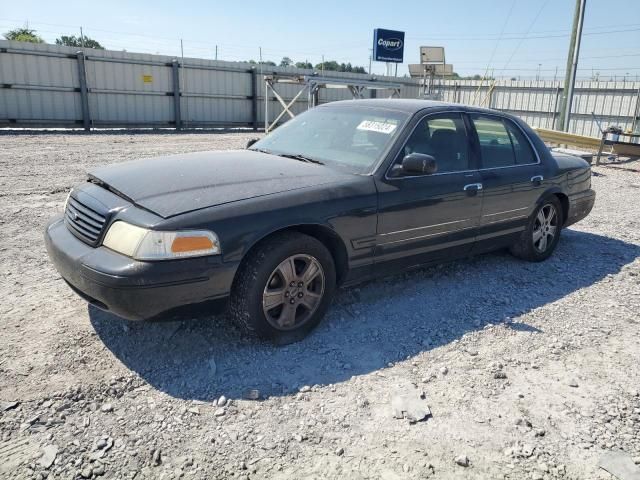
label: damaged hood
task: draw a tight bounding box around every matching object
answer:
[89,149,349,218]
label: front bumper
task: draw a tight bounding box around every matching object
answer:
[565,189,596,227]
[45,216,238,320]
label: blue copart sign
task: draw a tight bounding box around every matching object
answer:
[373,28,405,63]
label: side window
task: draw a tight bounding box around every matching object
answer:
[472,115,538,168]
[400,113,470,173]
[504,120,537,165]
[471,116,514,168]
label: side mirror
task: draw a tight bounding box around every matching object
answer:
[401,153,438,175]
[246,138,259,149]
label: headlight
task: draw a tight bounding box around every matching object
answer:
[102,221,221,260]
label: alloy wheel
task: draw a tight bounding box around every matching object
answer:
[262,254,325,330]
[533,204,558,253]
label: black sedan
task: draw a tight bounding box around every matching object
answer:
[45,99,595,343]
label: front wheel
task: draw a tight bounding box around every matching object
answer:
[510,196,563,262]
[229,232,336,344]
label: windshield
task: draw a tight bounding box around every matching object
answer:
[250,105,409,174]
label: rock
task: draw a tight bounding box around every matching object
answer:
[38,444,58,469]
[152,449,162,466]
[454,455,470,467]
[293,433,304,442]
[494,371,507,379]
[1,401,19,411]
[299,385,312,393]
[521,444,535,457]
[101,403,113,413]
[335,447,344,456]
[80,466,93,478]
[515,418,532,428]
[93,464,105,476]
[598,451,640,480]
[187,407,200,415]
[568,380,579,388]
[391,392,432,423]
[535,429,546,437]
[531,471,544,480]
[214,408,226,417]
[217,395,227,407]
[440,366,449,375]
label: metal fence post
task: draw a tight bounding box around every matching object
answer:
[76,51,91,131]
[171,60,182,130]
[251,68,258,131]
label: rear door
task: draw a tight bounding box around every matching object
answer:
[468,113,545,246]
[374,112,483,270]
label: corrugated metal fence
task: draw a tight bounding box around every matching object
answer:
[1,40,639,137]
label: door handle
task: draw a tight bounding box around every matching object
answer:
[531,175,544,184]
[463,183,483,191]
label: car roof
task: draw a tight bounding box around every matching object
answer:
[320,98,510,117]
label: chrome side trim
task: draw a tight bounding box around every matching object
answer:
[482,206,528,217]
[464,183,483,191]
[379,218,470,236]
[378,226,474,246]
[482,215,528,225]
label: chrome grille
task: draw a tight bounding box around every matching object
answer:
[64,195,107,246]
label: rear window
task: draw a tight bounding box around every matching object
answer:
[471,115,537,168]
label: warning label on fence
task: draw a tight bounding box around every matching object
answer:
[142,75,153,83]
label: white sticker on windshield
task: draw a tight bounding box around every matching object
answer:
[356,120,397,134]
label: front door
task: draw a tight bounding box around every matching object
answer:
[374,112,483,272]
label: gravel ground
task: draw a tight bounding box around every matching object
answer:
[0,131,639,480]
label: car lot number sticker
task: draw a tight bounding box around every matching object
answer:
[356,120,397,134]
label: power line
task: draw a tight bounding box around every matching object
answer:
[496,0,551,76]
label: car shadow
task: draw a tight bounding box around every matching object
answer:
[89,229,639,401]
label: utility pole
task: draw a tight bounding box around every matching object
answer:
[80,26,85,48]
[558,0,586,131]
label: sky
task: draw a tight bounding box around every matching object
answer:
[2,0,640,80]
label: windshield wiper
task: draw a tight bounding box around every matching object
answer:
[250,147,273,155]
[276,153,325,165]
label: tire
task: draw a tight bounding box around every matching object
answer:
[229,231,336,345]
[509,196,563,262]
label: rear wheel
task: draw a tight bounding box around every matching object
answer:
[229,232,336,344]
[510,196,563,262]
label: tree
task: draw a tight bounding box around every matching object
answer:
[3,27,44,43]
[314,60,367,74]
[295,61,313,69]
[246,59,276,66]
[279,56,293,67]
[55,35,104,49]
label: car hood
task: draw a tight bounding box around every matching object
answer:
[89,150,351,218]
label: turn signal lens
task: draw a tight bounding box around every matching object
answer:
[102,221,221,260]
[171,236,215,253]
